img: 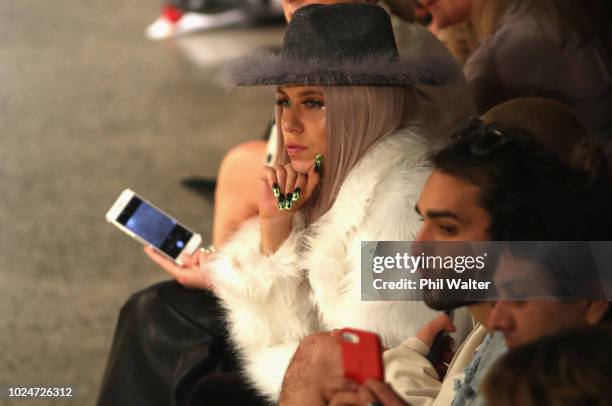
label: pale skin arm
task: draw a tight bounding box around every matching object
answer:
[144,246,214,290]
[212,139,267,247]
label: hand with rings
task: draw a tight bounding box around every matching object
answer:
[144,244,216,291]
[258,157,321,254]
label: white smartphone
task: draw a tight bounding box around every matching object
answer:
[105,189,202,265]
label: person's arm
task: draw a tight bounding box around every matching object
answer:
[213,139,267,246]
[258,162,319,254]
[382,315,456,406]
[206,214,315,400]
[205,162,320,400]
[464,19,559,114]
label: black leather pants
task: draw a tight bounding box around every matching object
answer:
[97,281,268,406]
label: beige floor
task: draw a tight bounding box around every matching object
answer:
[0,1,283,404]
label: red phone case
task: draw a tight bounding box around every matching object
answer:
[339,328,384,384]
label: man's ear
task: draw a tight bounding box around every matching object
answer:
[585,301,610,325]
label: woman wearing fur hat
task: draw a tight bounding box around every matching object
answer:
[97,3,474,406]
[170,3,474,402]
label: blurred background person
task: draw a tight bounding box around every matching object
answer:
[419,0,612,152]
[146,0,284,40]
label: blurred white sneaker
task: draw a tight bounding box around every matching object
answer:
[146,5,250,40]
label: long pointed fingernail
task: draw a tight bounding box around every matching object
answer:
[292,188,301,202]
[285,192,293,203]
[314,154,323,173]
[278,194,285,209]
[284,199,292,210]
[272,183,281,198]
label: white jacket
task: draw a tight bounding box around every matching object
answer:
[208,126,473,400]
[384,324,486,406]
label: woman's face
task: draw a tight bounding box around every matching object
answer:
[281,0,375,22]
[276,86,326,174]
[419,0,472,30]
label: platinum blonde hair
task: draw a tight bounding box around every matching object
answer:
[274,86,418,223]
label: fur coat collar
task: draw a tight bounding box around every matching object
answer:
[208,126,473,400]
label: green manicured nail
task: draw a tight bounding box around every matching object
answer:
[272,183,280,198]
[278,194,285,209]
[284,199,292,210]
[292,188,301,202]
[314,154,323,173]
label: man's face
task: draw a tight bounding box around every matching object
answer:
[415,170,491,241]
[488,301,590,349]
[415,170,493,321]
[489,253,597,348]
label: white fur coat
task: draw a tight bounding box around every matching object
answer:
[208,127,472,401]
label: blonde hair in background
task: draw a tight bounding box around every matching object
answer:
[437,23,479,64]
[275,86,417,223]
[471,0,597,44]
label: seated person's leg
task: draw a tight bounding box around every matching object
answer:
[213,139,267,246]
[186,372,271,406]
[97,281,234,406]
[279,332,343,406]
[100,139,268,404]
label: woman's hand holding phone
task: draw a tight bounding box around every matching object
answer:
[144,246,214,290]
[259,159,320,254]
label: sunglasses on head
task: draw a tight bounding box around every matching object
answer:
[454,116,513,156]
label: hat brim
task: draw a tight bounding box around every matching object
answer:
[222,52,463,87]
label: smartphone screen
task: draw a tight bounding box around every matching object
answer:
[116,196,193,259]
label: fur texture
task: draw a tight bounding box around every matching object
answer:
[222,53,464,87]
[208,127,474,401]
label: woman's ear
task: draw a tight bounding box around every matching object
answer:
[585,301,610,325]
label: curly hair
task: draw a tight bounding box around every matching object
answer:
[431,98,612,241]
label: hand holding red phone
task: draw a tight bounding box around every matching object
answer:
[329,328,409,406]
[327,378,409,406]
[338,328,384,384]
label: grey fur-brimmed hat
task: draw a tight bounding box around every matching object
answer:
[223,2,460,87]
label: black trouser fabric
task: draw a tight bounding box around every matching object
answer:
[97,281,268,406]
